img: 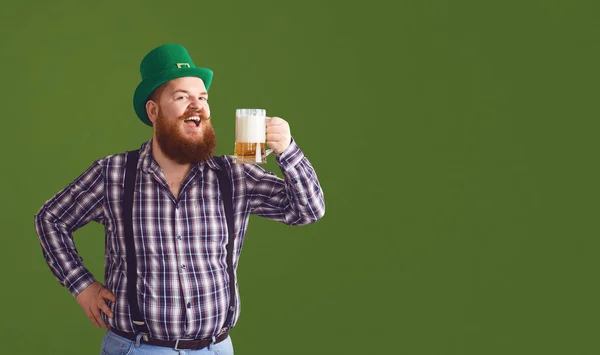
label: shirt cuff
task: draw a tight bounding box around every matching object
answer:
[275,137,304,170]
[64,268,97,298]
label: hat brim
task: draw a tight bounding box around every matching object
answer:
[133,67,213,126]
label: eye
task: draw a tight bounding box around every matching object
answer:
[199,96,207,101]
[175,94,188,100]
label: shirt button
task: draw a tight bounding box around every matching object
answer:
[181,264,186,269]
[177,236,182,240]
[187,302,192,309]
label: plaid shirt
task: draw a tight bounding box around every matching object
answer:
[34,138,324,340]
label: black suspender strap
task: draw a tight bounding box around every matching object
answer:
[122,151,237,335]
[214,157,237,330]
[123,149,149,335]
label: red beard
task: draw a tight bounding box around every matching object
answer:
[154,107,217,164]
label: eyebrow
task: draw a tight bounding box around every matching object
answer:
[171,89,208,96]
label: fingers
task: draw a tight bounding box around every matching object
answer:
[101,288,117,304]
[266,120,290,140]
[92,306,110,331]
[99,289,115,322]
[266,116,285,126]
[266,117,289,131]
[86,310,101,328]
[266,133,285,142]
[77,284,116,331]
[266,117,291,154]
[99,300,114,319]
[266,125,288,134]
[266,139,291,154]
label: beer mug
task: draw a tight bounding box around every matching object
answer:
[233,109,273,164]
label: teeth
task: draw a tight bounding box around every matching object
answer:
[184,116,201,122]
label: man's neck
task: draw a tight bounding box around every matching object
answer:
[151,138,192,180]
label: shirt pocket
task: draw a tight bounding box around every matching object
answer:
[193,196,228,244]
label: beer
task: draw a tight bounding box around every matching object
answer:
[234,142,266,164]
[233,109,272,164]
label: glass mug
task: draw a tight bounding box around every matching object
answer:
[233,109,273,164]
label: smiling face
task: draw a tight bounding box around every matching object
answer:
[146,76,217,164]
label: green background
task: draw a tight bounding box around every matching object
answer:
[1,0,599,354]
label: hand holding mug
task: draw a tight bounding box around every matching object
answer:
[266,116,291,155]
[234,109,291,164]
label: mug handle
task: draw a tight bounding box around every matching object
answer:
[265,117,274,156]
[253,142,273,162]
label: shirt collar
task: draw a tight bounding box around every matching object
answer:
[138,139,223,173]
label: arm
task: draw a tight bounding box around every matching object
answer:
[245,138,325,225]
[34,162,105,298]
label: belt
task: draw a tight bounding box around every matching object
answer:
[110,327,229,350]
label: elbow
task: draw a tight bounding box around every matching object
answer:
[297,203,325,226]
[34,203,48,222]
[34,205,53,239]
[306,197,326,224]
[315,204,325,222]
[33,209,44,233]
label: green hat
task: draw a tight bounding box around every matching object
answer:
[133,44,213,126]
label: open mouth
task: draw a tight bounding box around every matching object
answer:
[183,116,201,127]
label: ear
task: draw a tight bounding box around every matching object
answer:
[146,100,159,124]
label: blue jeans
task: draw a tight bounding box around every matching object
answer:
[101,330,234,355]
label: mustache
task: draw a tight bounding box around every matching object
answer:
[179,109,210,121]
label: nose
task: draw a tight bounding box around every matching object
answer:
[188,100,200,110]
[189,96,206,109]
[186,97,209,119]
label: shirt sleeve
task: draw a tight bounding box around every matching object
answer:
[244,138,325,225]
[34,161,105,297]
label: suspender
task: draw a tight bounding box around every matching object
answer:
[214,157,237,329]
[123,149,148,334]
[123,150,237,336]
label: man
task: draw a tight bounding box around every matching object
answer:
[34,43,325,354]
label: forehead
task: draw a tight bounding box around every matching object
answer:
[164,76,207,93]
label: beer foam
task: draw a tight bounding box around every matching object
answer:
[236,116,266,142]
